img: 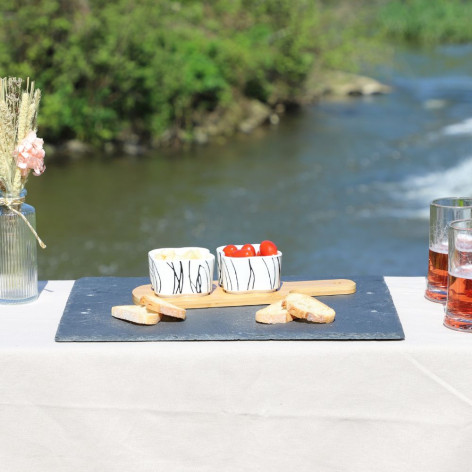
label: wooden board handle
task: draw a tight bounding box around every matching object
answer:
[285,279,357,296]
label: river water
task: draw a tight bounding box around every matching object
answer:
[28,45,472,280]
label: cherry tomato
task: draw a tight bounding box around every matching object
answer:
[223,244,238,257]
[260,240,278,256]
[232,245,255,257]
[256,250,261,256]
[241,243,256,257]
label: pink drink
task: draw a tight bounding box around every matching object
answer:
[425,243,448,303]
[445,265,472,331]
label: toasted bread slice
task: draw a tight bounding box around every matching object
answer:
[255,301,293,324]
[282,293,335,323]
[140,295,186,320]
[112,305,162,325]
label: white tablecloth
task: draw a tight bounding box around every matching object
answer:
[1,277,471,472]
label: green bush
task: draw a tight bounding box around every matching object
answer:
[3,0,352,145]
[3,1,468,147]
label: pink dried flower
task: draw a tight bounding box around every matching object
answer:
[15,131,46,177]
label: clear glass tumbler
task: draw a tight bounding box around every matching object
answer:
[444,219,472,331]
[0,190,38,304]
[425,197,472,303]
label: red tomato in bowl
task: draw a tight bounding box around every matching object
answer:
[241,244,256,257]
[232,244,256,257]
[260,240,278,256]
[223,244,238,257]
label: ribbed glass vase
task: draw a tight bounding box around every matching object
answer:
[0,190,38,304]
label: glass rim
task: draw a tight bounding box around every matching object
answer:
[431,197,472,209]
[449,218,472,231]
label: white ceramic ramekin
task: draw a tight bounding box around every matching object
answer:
[148,247,215,296]
[216,244,282,293]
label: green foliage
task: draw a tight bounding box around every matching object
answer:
[377,0,472,45]
[2,0,469,146]
[0,0,370,145]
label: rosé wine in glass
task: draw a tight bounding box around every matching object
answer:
[445,268,472,329]
[425,243,449,302]
[445,221,472,331]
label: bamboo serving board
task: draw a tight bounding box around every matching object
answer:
[132,279,356,309]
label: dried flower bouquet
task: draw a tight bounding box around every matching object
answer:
[0,77,46,248]
[0,77,45,196]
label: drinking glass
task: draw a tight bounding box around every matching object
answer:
[444,219,472,331]
[425,197,472,303]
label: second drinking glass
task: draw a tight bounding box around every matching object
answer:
[444,219,472,331]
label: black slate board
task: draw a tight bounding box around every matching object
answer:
[55,276,404,342]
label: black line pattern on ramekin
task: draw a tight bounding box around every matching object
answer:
[189,261,195,293]
[247,260,255,290]
[221,258,232,290]
[230,259,239,291]
[167,261,184,294]
[261,258,273,289]
[188,261,212,294]
[276,257,282,286]
[217,252,223,285]
[205,260,211,291]
[149,255,162,292]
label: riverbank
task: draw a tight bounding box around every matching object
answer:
[2,0,470,157]
[1,0,384,156]
[45,70,392,158]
